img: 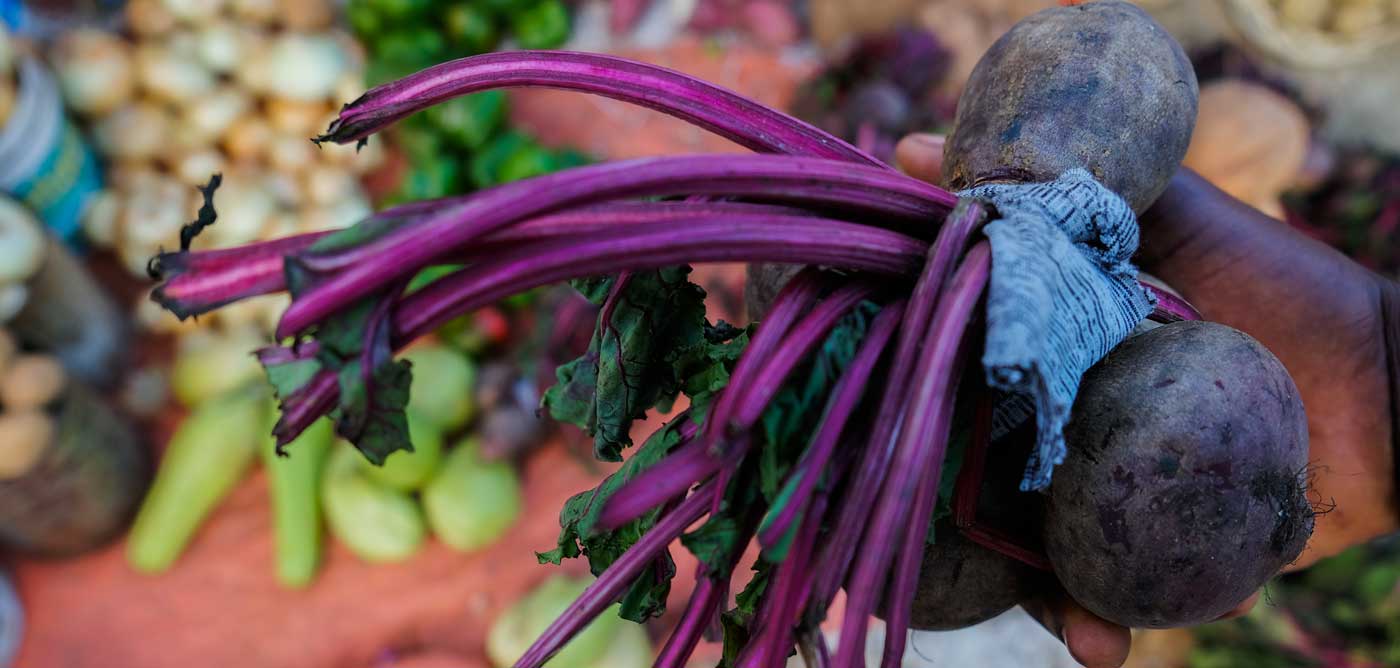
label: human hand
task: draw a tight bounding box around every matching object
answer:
[894,132,1399,667]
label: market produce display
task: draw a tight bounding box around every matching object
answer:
[54,0,380,336]
[141,2,1325,666]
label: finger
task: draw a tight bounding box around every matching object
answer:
[894,133,945,185]
[1022,593,1132,668]
[1060,598,1133,668]
[1216,591,1261,621]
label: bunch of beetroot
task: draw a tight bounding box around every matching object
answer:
[148,3,1315,667]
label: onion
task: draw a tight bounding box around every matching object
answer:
[302,165,359,206]
[80,189,122,248]
[266,133,318,174]
[174,149,227,187]
[298,192,370,234]
[265,33,346,101]
[222,115,273,163]
[332,73,366,109]
[231,0,279,25]
[127,0,178,37]
[0,411,55,480]
[201,172,276,247]
[94,102,173,161]
[196,21,244,74]
[281,0,334,31]
[119,175,189,249]
[232,27,273,93]
[183,86,252,141]
[0,196,45,285]
[263,170,304,209]
[49,29,135,117]
[0,354,68,410]
[266,97,331,136]
[160,0,225,25]
[135,42,216,103]
[135,295,200,335]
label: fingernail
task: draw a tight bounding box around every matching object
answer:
[913,134,945,149]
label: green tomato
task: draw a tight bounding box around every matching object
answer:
[469,131,530,189]
[322,444,427,563]
[511,0,571,50]
[486,575,625,668]
[497,142,557,184]
[361,412,444,491]
[403,344,477,430]
[427,90,507,151]
[422,439,522,553]
[443,3,500,55]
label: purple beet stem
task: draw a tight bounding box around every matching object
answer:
[515,479,717,668]
[833,242,991,668]
[809,200,985,608]
[276,155,955,338]
[598,281,875,532]
[321,51,882,167]
[756,300,905,549]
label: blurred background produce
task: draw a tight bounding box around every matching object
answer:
[0,1,1394,667]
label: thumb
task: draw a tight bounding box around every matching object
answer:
[895,133,946,185]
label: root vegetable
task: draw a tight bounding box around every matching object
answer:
[302,166,359,207]
[266,133,318,175]
[127,0,178,37]
[231,0,278,24]
[0,411,52,480]
[135,42,216,103]
[265,34,346,102]
[0,284,25,324]
[223,115,274,163]
[50,30,135,117]
[195,21,243,74]
[280,0,334,31]
[161,0,223,25]
[94,103,173,162]
[174,149,226,188]
[266,97,331,137]
[184,87,252,142]
[81,189,121,248]
[0,196,45,284]
[942,0,1198,213]
[0,354,67,410]
[1183,80,1308,219]
[1044,321,1313,628]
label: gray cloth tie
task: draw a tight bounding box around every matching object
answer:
[960,169,1156,491]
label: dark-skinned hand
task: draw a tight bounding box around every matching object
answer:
[895,132,1399,668]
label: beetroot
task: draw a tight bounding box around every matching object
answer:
[1044,321,1313,628]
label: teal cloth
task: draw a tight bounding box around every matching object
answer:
[961,169,1155,491]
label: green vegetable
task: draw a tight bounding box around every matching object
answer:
[404,344,478,431]
[127,388,267,573]
[428,91,507,151]
[470,131,531,189]
[511,1,571,50]
[322,443,426,563]
[364,0,433,20]
[486,575,650,668]
[361,412,444,491]
[169,331,264,408]
[423,438,522,553]
[262,417,334,589]
[498,142,560,184]
[444,4,500,55]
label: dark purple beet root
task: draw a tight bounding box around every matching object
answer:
[904,424,1044,631]
[1044,321,1313,628]
[942,0,1198,213]
[744,263,804,321]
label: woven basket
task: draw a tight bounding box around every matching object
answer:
[1222,0,1400,68]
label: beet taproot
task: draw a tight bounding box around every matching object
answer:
[905,425,1045,631]
[942,0,1199,213]
[1044,321,1313,628]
